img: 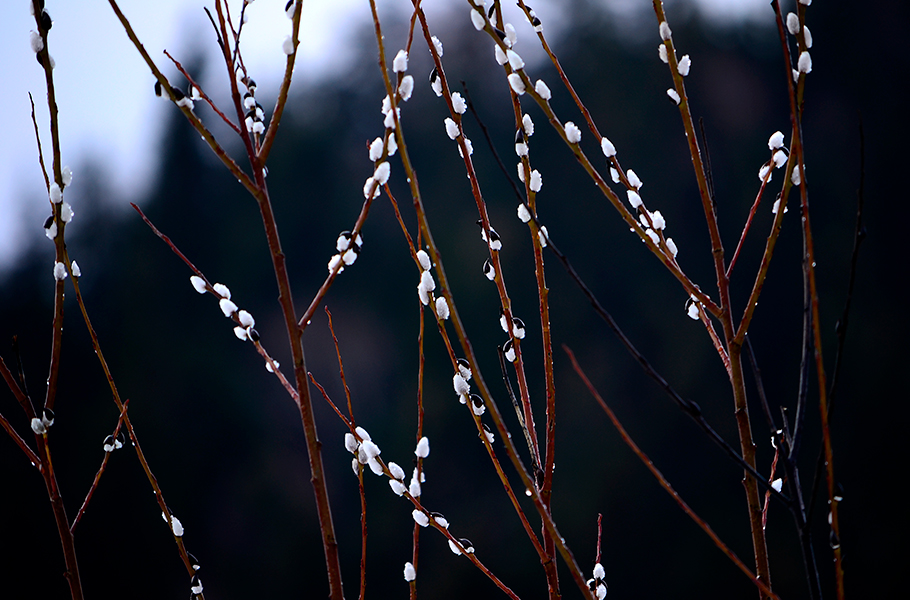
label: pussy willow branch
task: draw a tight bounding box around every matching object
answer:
[164,50,242,135]
[565,346,781,600]
[257,0,302,164]
[0,358,41,465]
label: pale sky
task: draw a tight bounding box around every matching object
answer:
[2,0,769,272]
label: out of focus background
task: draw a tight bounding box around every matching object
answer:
[1,0,906,598]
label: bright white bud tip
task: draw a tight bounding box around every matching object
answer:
[363,177,380,199]
[508,73,526,95]
[645,228,660,245]
[420,270,436,293]
[49,183,62,204]
[495,45,508,65]
[418,284,430,306]
[651,210,666,230]
[522,114,534,137]
[434,515,449,528]
[417,250,431,271]
[596,583,607,600]
[71,261,81,277]
[169,515,184,537]
[518,163,525,183]
[413,509,429,527]
[772,478,783,492]
[219,298,238,317]
[361,440,381,459]
[601,137,616,157]
[666,237,678,258]
[393,49,408,73]
[45,221,57,240]
[355,427,371,441]
[507,50,525,70]
[374,161,391,185]
[771,199,789,215]
[791,167,802,186]
[436,296,450,320]
[265,359,279,373]
[535,80,552,100]
[370,138,383,162]
[388,462,405,480]
[345,433,359,453]
[213,283,231,299]
[803,25,813,48]
[610,167,620,183]
[432,36,444,57]
[800,0,811,5]
[415,436,430,458]
[470,9,485,30]
[667,88,681,105]
[458,137,474,158]
[190,276,207,294]
[404,562,416,582]
[351,457,360,474]
[659,21,672,41]
[449,540,463,555]
[386,135,398,156]
[538,226,549,248]
[60,202,74,223]
[626,169,642,189]
[409,479,421,497]
[233,326,248,341]
[517,204,531,223]
[798,51,812,74]
[452,92,467,114]
[53,262,67,281]
[30,31,44,53]
[627,190,643,209]
[678,55,691,76]
[658,44,669,63]
[31,417,47,435]
[786,13,800,35]
[768,131,785,150]
[367,457,384,475]
[758,163,772,182]
[530,169,543,192]
[686,297,700,320]
[399,75,414,101]
[282,36,294,55]
[454,373,470,395]
[389,480,407,496]
[62,166,73,187]
[593,563,606,580]
[505,23,518,46]
[445,118,459,140]
[565,121,582,144]
[773,149,789,168]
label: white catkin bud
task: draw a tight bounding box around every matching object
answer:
[803,25,813,48]
[459,136,473,157]
[523,114,535,137]
[420,270,436,292]
[417,284,430,306]
[515,141,528,156]
[786,12,800,35]
[651,210,666,230]
[800,0,812,5]
[417,250,431,271]
[60,202,74,223]
[389,480,407,496]
[538,226,549,248]
[393,49,408,73]
[530,170,542,192]
[565,121,582,144]
[659,21,672,41]
[30,31,44,53]
[431,36,443,57]
[601,137,616,157]
[233,326,248,341]
[71,261,81,277]
[666,237,678,258]
[409,478,421,497]
[773,149,789,168]
[386,134,398,156]
[505,22,518,46]
[282,36,294,55]
[445,118,459,140]
[667,89,681,105]
[436,296,450,320]
[597,583,607,600]
[345,433,359,453]
[627,190,642,209]
[53,262,67,281]
[452,92,467,114]
[388,462,405,480]
[361,440,381,459]
[219,298,238,317]
[768,131,785,150]
[367,456,384,475]
[646,228,660,245]
[454,373,470,395]
[374,161,390,185]
[369,137,384,162]
[758,163,772,182]
[363,177,380,199]
[45,221,57,240]
[415,436,430,458]
[535,80,551,100]
[517,204,531,223]
[470,9,485,31]
[213,283,231,299]
[507,50,524,70]
[658,44,668,64]
[355,426,371,441]
[677,55,691,76]
[190,276,207,294]
[626,169,642,189]
[399,75,414,101]
[798,51,812,74]
[495,45,508,65]
[49,183,62,204]
[518,163,525,183]
[687,300,700,320]
[62,166,73,187]
[772,478,783,492]
[593,563,605,580]
[508,73,526,95]
[404,562,416,582]
[791,166,802,186]
[413,509,429,527]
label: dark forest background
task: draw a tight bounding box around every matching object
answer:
[2,0,907,598]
